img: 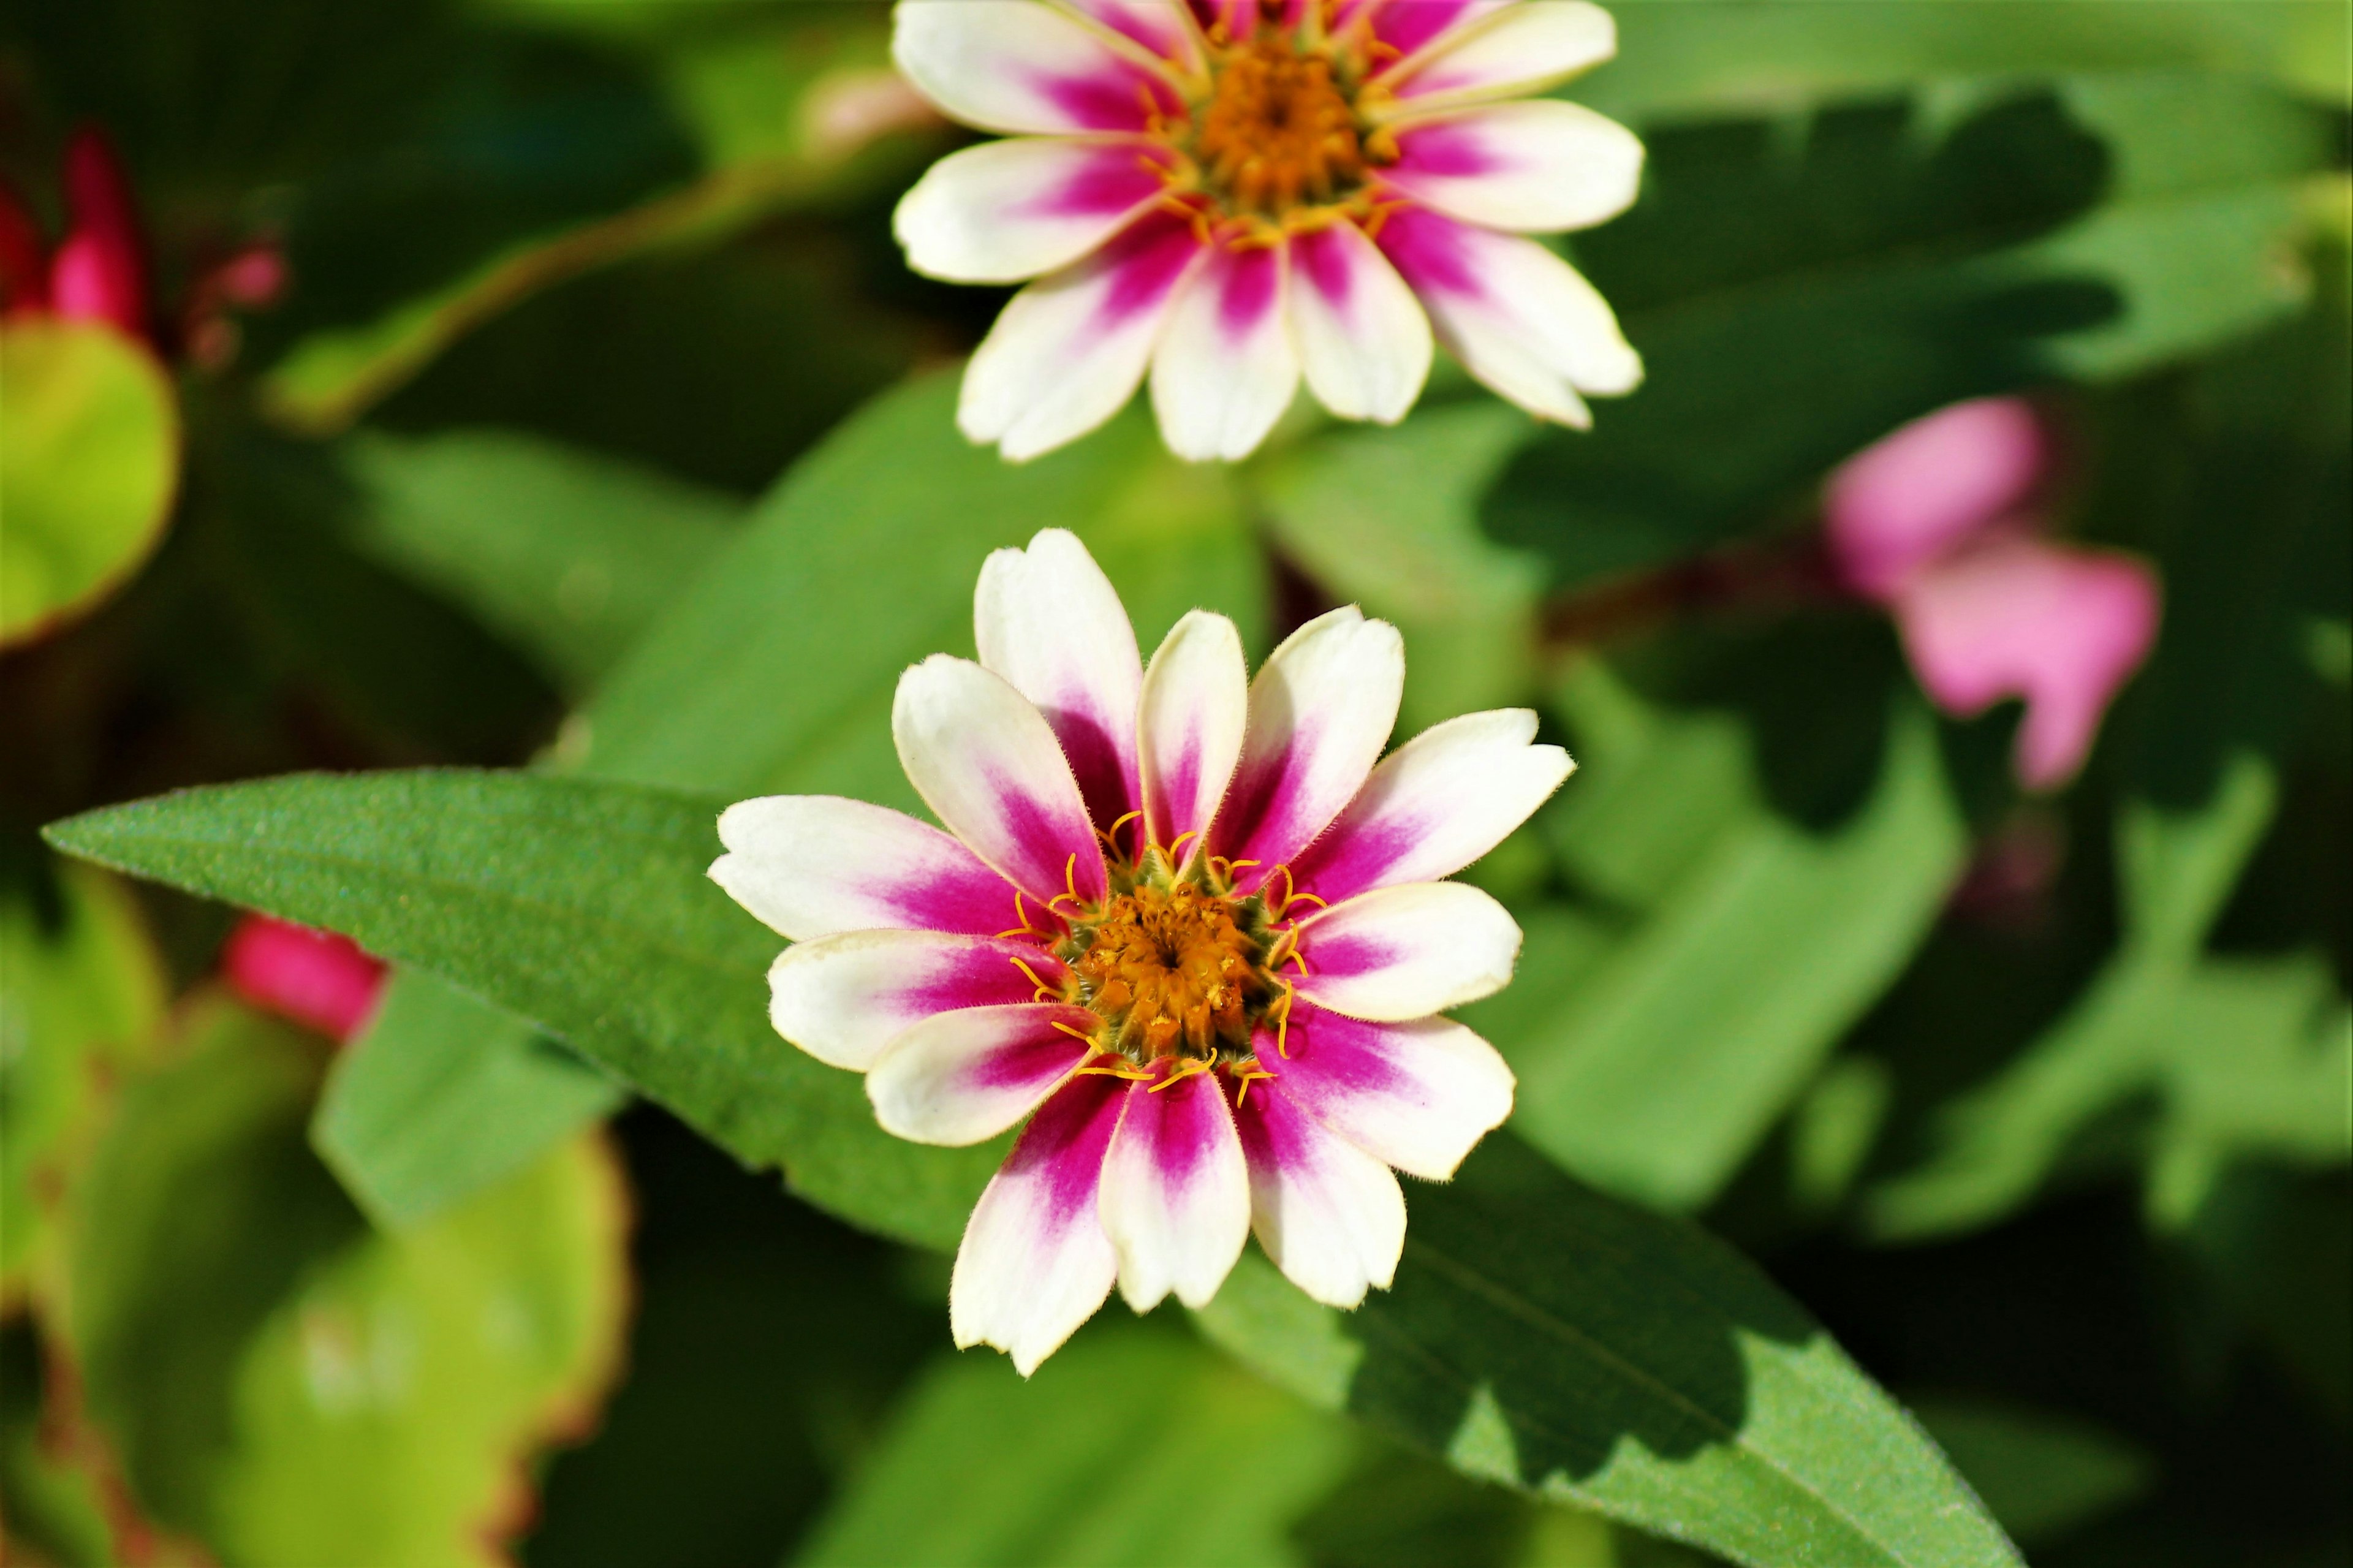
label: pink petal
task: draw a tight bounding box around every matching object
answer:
[1374,1,1615,110]
[712,795,1027,944]
[1368,0,1514,62]
[1379,101,1642,234]
[1230,1072,1405,1308]
[766,931,1069,1071]
[950,1070,1127,1374]
[893,654,1110,912]
[976,529,1145,854]
[1149,237,1300,463]
[895,136,1177,285]
[1292,881,1521,1021]
[1892,536,2161,790]
[1138,608,1249,863]
[1097,1058,1249,1309]
[51,129,145,339]
[1060,0,1200,67]
[221,915,387,1042]
[866,1001,1100,1145]
[1287,219,1432,425]
[1252,1004,1511,1180]
[1825,397,2052,599]
[1208,607,1403,893]
[1289,708,1571,905]
[893,0,1183,137]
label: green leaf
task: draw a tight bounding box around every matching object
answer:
[1,1320,116,1568]
[313,970,626,1230]
[1259,404,1546,734]
[1905,1399,2150,1548]
[577,369,1265,806]
[0,862,169,1301]
[1194,1136,2021,1568]
[339,427,741,694]
[55,996,628,1565]
[795,1329,1355,1568]
[1583,2,2350,124]
[0,320,180,647]
[1468,655,1964,1211]
[42,768,998,1250]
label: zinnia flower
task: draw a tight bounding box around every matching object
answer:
[890,0,1646,463]
[712,530,1568,1372]
[1825,398,2161,791]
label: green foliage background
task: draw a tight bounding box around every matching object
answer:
[2,1,2346,1565]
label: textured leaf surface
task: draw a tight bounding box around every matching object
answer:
[1194,1137,2020,1568]
[0,320,180,646]
[314,969,626,1229]
[44,768,998,1249]
[56,998,628,1565]
[796,1330,1354,1568]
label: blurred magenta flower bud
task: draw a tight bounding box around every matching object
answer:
[1825,396,2161,791]
[0,127,149,341]
[222,915,388,1043]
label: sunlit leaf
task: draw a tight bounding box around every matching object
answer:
[0,320,180,647]
[55,997,628,1565]
[1194,1137,2021,1568]
[795,1330,1355,1568]
[0,862,169,1302]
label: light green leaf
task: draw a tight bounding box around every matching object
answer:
[1259,404,1545,733]
[0,861,169,1301]
[56,997,630,1565]
[313,970,626,1230]
[795,1330,1354,1568]
[0,319,180,646]
[1906,1399,2150,1548]
[42,768,998,1250]
[339,428,740,694]
[1474,663,1964,1211]
[577,369,1264,807]
[1194,1137,2021,1568]
[1583,2,2349,124]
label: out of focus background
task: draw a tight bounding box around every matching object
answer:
[2,2,2347,1565]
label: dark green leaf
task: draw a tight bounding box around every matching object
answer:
[1906,1398,2150,1547]
[1194,1136,2020,1568]
[42,768,998,1249]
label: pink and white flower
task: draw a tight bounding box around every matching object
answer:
[889,0,1645,463]
[712,530,1569,1372]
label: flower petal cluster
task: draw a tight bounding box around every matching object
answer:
[0,129,149,341]
[890,0,1645,463]
[713,530,1570,1372]
[1825,397,2162,790]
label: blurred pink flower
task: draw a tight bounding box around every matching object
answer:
[0,128,148,341]
[1825,397,2161,790]
[222,916,388,1043]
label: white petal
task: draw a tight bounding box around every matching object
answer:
[960,209,1208,461]
[950,1073,1126,1374]
[1150,240,1300,463]
[711,795,1019,943]
[896,136,1178,284]
[1209,606,1403,888]
[1377,205,1639,427]
[1137,608,1248,862]
[1289,221,1433,424]
[767,931,1068,1072]
[1097,1062,1249,1309]
[1289,708,1572,904]
[976,529,1143,851]
[1258,1006,1513,1180]
[1376,1,1616,112]
[866,1002,1097,1145]
[1232,1076,1406,1308]
[1295,881,1522,1020]
[1380,102,1643,233]
[893,0,1181,137]
[893,654,1108,909]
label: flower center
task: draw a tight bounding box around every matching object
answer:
[1191,32,1365,216]
[1062,877,1281,1061]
